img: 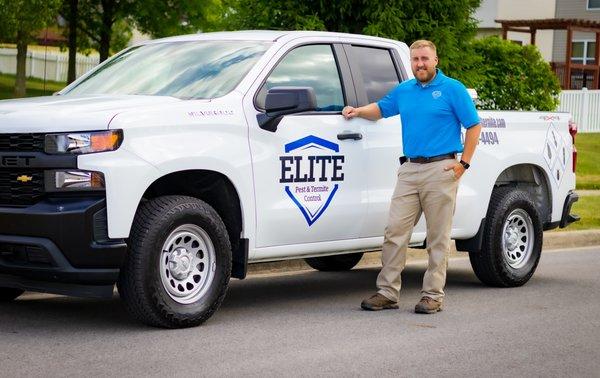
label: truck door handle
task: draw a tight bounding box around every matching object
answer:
[337,132,362,141]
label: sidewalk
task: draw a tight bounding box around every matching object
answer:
[578,190,599,196]
[247,229,600,276]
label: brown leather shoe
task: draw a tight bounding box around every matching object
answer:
[361,293,399,311]
[415,296,443,314]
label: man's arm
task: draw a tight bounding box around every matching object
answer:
[444,124,482,179]
[342,103,382,121]
[461,124,481,165]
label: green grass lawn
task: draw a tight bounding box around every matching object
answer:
[554,194,600,231]
[0,73,65,100]
[575,133,600,190]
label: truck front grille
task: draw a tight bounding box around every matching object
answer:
[0,133,45,152]
[0,169,45,206]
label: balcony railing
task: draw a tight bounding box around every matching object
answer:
[550,62,599,89]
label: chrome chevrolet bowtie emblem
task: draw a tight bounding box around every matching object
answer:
[16,175,33,183]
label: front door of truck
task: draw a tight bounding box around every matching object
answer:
[342,43,428,241]
[246,43,368,248]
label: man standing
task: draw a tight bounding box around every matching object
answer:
[342,40,481,314]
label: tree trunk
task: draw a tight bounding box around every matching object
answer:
[99,0,114,62]
[99,30,111,62]
[67,0,78,84]
[14,31,28,98]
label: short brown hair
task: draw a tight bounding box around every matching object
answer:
[410,40,437,54]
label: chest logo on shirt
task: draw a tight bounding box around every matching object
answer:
[432,90,442,99]
[279,135,345,226]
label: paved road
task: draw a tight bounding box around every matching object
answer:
[1,247,599,377]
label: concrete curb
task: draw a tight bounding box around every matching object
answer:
[247,229,600,276]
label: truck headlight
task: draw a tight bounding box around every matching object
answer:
[45,170,105,192]
[44,130,123,154]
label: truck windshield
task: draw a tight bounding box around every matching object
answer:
[63,41,271,99]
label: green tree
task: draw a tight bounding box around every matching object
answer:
[0,0,61,97]
[223,0,482,82]
[469,37,560,111]
[60,0,130,83]
[61,0,222,66]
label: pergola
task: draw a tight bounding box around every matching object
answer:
[495,18,600,89]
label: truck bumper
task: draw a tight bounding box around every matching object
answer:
[559,191,580,228]
[0,197,127,298]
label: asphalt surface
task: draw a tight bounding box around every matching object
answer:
[1,246,599,377]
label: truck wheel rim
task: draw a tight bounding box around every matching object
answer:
[159,224,216,304]
[502,209,534,269]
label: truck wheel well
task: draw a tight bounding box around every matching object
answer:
[493,164,552,226]
[141,170,243,258]
[457,164,552,254]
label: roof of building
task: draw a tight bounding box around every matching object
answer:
[495,18,600,31]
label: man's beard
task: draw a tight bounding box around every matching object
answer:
[414,68,435,83]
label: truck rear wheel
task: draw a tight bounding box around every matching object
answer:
[469,187,543,287]
[118,196,231,328]
[0,288,24,301]
[305,252,364,271]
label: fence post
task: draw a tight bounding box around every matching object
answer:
[55,54,60,82]
[580,87,589,132]
[29,51,34,77]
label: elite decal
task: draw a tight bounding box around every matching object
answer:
[279,135,345,226]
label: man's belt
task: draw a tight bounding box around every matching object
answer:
[406,153,456,164]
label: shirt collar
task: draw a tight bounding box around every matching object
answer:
[415,69,445,88]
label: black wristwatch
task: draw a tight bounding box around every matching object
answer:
[459,160,470,169]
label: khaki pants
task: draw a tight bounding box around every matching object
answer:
[376,158,459,302]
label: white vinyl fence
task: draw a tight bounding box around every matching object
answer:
[558,89,600,133]
[0,48,98,83]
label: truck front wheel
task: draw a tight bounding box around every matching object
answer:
[118,196,231,328]
[305,252,364,271]
[0,288,24,301]
[469,187,543,287]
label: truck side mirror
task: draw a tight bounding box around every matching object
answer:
[257,87,317,132]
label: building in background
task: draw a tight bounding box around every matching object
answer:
[553,0,599,63]
[475,0,556,61]
[476,0,600,89]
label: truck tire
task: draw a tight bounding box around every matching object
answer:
[118,196,231,328]
[305,252,364,271]
[0,288,24,301]
[469,187,543,287]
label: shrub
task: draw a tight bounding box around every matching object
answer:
[462,36,561,111]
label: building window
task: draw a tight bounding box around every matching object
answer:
[588,0,600,10]
[571,41,596,64]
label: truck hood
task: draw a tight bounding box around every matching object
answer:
[0,95,198,133]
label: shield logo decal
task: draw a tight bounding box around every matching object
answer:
[279,135,345,226]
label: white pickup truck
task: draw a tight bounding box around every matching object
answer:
[0,31,579,328]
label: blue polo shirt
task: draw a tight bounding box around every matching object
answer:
[377,69,480,158]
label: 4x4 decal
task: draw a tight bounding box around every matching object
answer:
[279,135,345,226]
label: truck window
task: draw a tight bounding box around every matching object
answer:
[256,44,345,112]
[63,41,271,99]
[351,46,400,103]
